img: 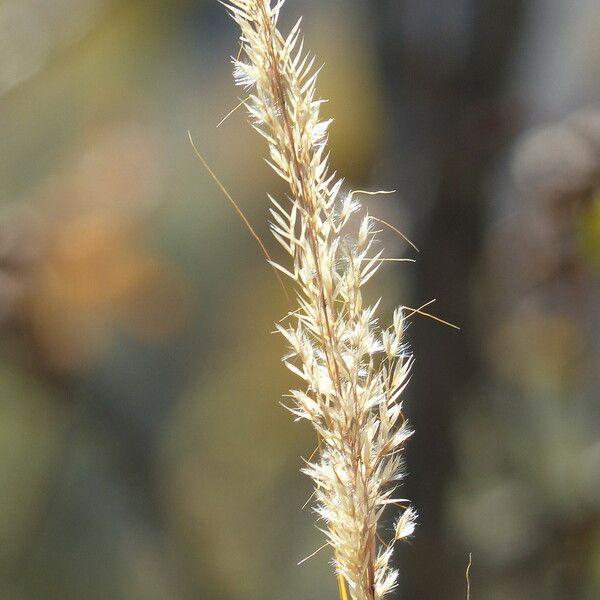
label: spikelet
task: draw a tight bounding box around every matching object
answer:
[222,1,416,598]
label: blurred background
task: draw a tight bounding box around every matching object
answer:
[0,0,599,598]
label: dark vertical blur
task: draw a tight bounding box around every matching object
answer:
[370,1,525,597]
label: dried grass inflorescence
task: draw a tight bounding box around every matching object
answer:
[223,1,416,598]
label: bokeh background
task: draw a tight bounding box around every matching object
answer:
[1,1,599,598]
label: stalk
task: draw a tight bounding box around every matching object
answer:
[222,2,416,598]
